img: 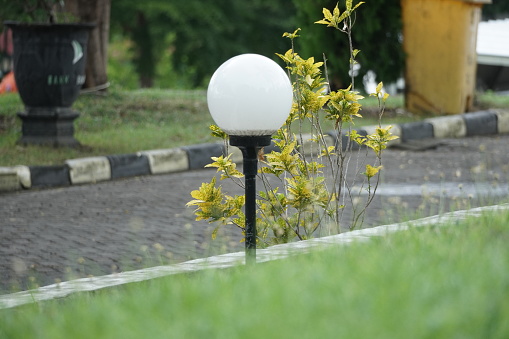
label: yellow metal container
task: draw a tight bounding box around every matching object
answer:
[401,0,491,115]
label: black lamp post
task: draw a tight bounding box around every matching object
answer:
[207,54,293,264]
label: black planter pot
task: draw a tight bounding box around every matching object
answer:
[4,21,94,147]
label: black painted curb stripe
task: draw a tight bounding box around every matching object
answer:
[182,143,226,170]
[400,122,434,141]
[463,110,498,136]
[29,165,71,188]
[107,153,151,180]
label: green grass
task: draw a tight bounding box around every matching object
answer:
[477,91,509,109]
[1,209,508,338]
[0,88,215,166]
[0,88,412,167]
[0,88,506,167]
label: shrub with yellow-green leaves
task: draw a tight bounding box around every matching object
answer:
[188,1,397,246]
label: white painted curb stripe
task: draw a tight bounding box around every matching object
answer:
[0,167,19,191]
[495,109,509,134]
[426,115,467,138]
[139,148,189,174]
[66,157,111,185]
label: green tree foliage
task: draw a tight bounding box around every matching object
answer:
[482,0,509,20]
[292,0,404,91]
[110,0,296,88]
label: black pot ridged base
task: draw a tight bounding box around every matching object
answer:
[17,107,80,147]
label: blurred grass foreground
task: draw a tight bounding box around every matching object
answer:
[0,208,508,338]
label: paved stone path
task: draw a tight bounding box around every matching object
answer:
[1,135,508,293]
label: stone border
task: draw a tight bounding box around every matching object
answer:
[1,109,508,192]
[1,203,508,309]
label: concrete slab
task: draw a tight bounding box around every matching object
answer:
[0,167,20,192]
[495,110,509,134]
[14,165,31,188]
[140,148,189,174]
[66,157,111,185]
[426,115,467,138]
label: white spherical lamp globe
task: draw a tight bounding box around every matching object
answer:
[207,54,293,136]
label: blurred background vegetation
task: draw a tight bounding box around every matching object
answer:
[105,0,509,91]
[109,0,298,89]
[1,0,508,91]
[0,0,508,165]
[108,0,406,91]
[108,0,407,91]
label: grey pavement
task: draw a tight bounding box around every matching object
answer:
[1,134,509,293]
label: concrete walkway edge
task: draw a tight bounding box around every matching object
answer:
[1,109,508,192]
[1,202,508,309]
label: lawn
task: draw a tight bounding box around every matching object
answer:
[1,86,508,167]
[0,87,418,167]
[1,208,507,338]
[0,88,216,166]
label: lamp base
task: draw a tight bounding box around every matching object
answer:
[229,135,271,148]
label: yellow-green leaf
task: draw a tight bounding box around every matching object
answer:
[282,28,301,39]
[323,7,333,21]
[315,19,331,25]
[364,164,382,179]
[209,124,228,139]
[211,226,220,240]
[333,4,340,18]
[352,1,365,11]
[346,0,353,11]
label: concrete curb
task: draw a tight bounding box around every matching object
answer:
[1,109,508,193]
[1,202,508,309]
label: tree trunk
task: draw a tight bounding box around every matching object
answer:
[64,0,110,91]
[133,11,154,88]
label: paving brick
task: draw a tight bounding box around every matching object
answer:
[1,135,509,294]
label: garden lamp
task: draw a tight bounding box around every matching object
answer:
[207,53,293,264]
